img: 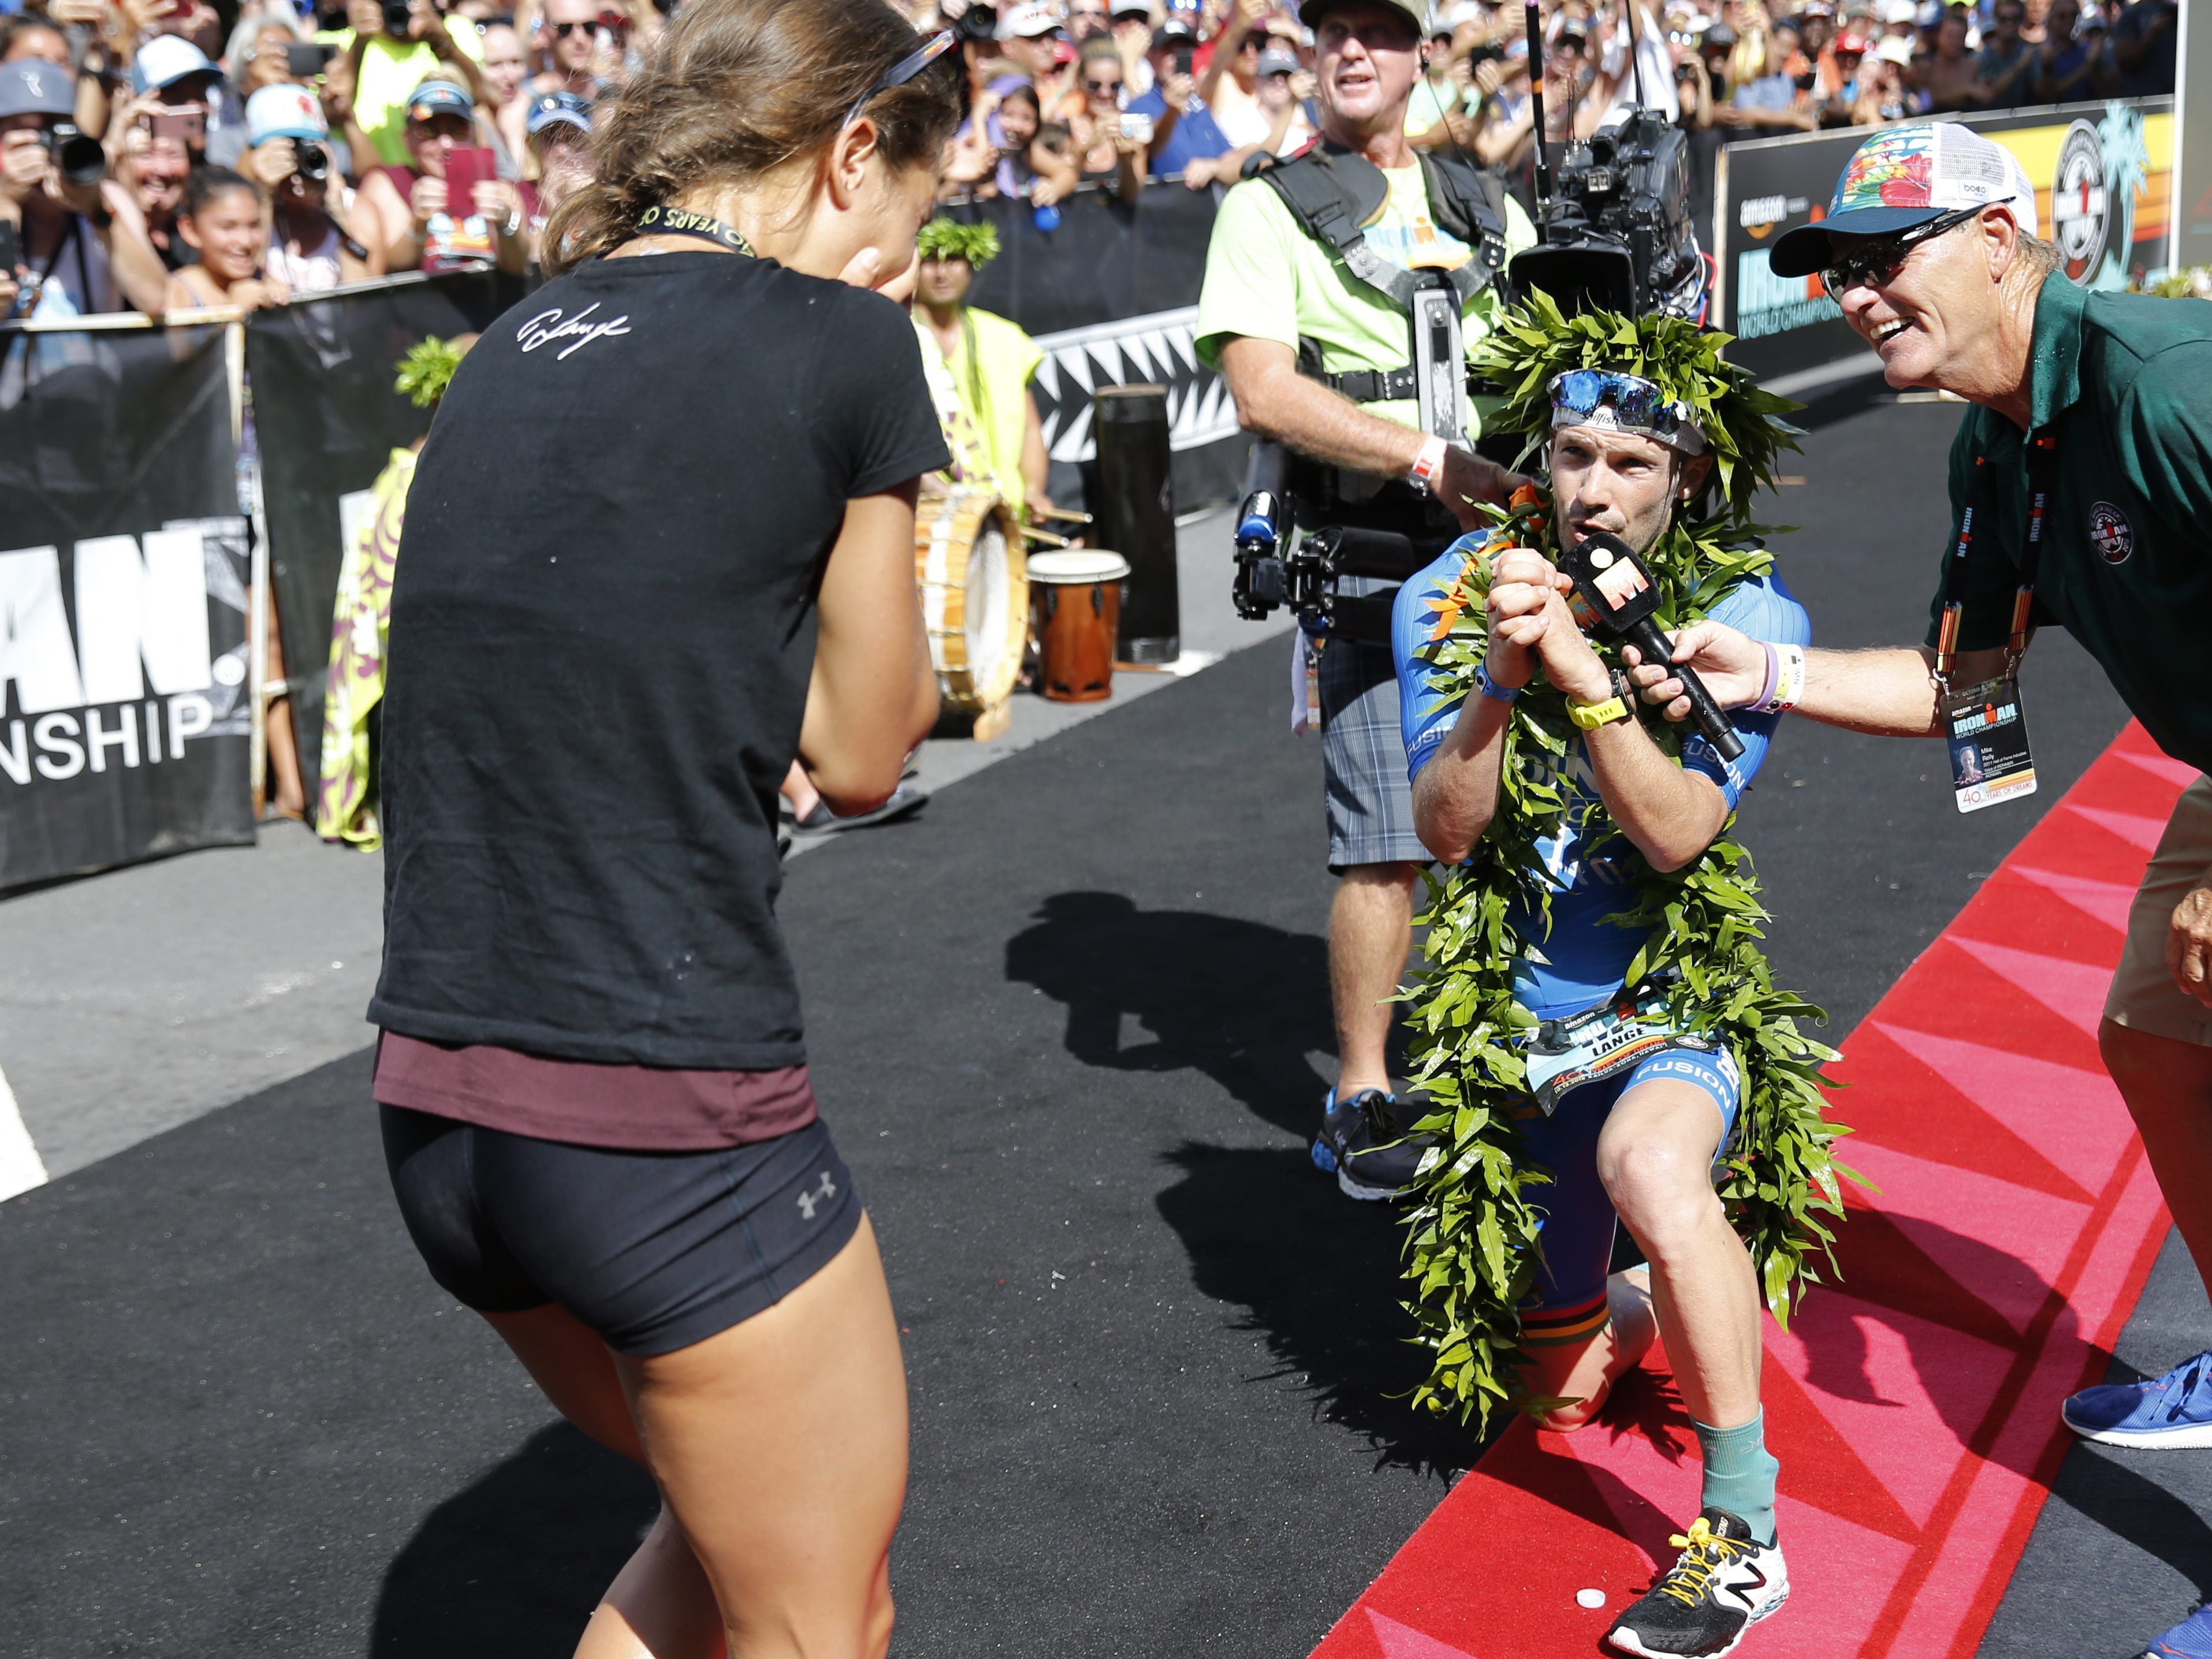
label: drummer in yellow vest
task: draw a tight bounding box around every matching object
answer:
[911,217,1053,521]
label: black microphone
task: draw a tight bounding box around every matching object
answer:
[1555,531,1744,763]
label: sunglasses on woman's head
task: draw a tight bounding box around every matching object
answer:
[842,28,956,128]
[1084,75,1120,91]
[1821,205,1981,294]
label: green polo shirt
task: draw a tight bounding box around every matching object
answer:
[1931,274,2212,771]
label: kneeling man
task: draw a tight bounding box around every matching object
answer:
[1394,367,1810,1658]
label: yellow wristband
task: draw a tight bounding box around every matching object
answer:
[1567,694,1631,730]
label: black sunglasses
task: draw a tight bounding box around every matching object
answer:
[1083,75,1121,91]
[1821,205,1980,294]
[548,21,596,38]
[843,28,956,128]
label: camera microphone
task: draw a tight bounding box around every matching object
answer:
[1557,531,1743,762]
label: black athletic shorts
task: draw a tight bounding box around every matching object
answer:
[379,1106,863,1356]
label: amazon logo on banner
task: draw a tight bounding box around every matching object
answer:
[0,530,233,786]
[1027,305,1241,465]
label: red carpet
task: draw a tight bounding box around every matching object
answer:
[1312,724,2194,1659]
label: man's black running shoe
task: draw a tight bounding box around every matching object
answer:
[1310,1087,1435,1201]
[1606,1508,1789,1658]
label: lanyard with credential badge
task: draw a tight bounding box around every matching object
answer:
[1933,431,2056,814]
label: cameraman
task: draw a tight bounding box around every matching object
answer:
[1197,0,1533,1197]
[0,59,167,324]
[244,83,378,292]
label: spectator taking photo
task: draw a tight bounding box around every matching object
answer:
[243,82,378,292]
[356,77,524,275]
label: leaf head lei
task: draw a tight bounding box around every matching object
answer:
[1398,299,1860,1432]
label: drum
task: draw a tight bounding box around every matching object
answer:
[1028,549,1130,704]
[915,484,1027,718]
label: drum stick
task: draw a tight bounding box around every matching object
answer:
[1036,506,1094,525]
[1022,525,1074,549]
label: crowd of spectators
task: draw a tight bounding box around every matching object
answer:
[0,0,2181,318]
[919,0,2177,214]
[0,0,624,324]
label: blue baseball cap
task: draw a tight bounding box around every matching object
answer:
[405,77,475,118]
[525,90,590,138]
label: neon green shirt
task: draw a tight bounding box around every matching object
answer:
[319,21,486,167]
[1193,161,1536,438]
[939,306,1044,517]
[1405,75,1468,136]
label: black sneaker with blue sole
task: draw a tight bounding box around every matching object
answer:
[1312,1086,1435,1201]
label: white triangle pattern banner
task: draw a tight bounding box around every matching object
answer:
[1030,305,1241,465]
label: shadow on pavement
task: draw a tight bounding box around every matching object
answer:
[1004,890,1336,1140]
[371,1423,658,1658]
[1153,1142,1489,1478]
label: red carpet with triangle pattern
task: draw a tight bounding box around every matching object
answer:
[1309,722,2196,1659]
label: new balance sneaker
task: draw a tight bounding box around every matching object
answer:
[2147,1605,2212,1657]
[2064,1351,2212,1448]
[1310,1087,1433,1201]
[1606,1509,1789,1658]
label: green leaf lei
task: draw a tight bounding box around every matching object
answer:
[1399,294,1861,1430]
[393,334,468,409]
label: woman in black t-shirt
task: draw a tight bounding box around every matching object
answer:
[369,2,959,1651]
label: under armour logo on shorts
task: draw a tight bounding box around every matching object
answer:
[796,1171,838,1221]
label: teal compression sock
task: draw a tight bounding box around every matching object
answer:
[1693,1411,1780,1546]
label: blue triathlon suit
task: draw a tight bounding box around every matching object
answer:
[1392,531,1812,1345]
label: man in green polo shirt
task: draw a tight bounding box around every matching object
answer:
[1196,0,1533,1202]
[1626,121,2212,1659]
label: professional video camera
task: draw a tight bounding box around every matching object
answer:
[1507,0,1707,320]
[1511,109,1704,319]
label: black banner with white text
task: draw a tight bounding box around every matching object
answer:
[0,322,252,892]
[247,270,526,789]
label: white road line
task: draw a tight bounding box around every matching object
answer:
[0,1061,50,1202]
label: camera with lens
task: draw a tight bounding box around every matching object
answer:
[295,141,330,182]
[382,0,414,35]
[1509,107,1704,319]
[955,3,999,44]
[43,122,109,190]
[1232,443,1448,640]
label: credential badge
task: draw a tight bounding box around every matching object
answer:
[2088,500,2132,565]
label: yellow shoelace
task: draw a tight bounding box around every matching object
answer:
[1656,1518,1751,1608]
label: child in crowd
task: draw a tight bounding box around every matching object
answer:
[163,168,287,312]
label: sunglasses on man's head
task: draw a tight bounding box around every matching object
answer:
[1820,204,1981,293]
[549,21,597,38]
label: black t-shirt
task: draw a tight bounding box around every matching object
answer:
[370,251,949,1068]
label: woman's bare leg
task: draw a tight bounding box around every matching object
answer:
[480,1304,724,1659]
[615,1215,909,1659]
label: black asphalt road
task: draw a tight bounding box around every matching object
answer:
[1,387,2187,1659]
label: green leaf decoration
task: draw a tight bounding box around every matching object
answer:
[1399,299,1854,1433]
[917,216,1003,268]
[393,334,468,409]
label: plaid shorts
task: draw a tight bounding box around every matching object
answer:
[1317,607,1431,872]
